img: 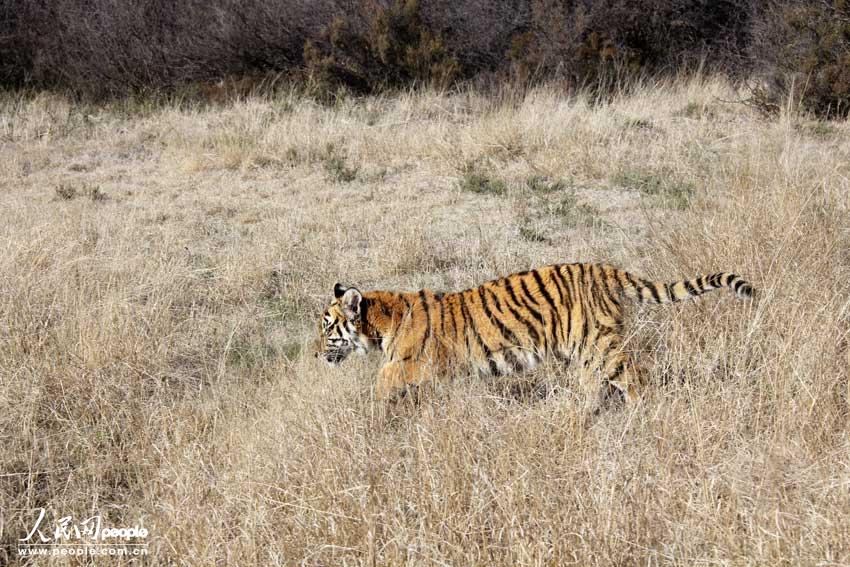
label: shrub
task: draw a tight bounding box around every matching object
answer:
[54,184,77,201]
[0,2,32,88]
[304,0,459,93]
[749,0,850,118]
[458,171,508,196]
[14,0,850,112]
[506,0,752,90]
[86,185,108,202]
[0,0,335,99]
[1,0,755,99]
[323,155,359,183]
[318,143,358,183]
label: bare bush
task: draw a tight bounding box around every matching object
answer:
[2,0,753,99]
[505,0,752,89]
[749,0,850,117]
[304,0,460,93]
[2,0,339,98]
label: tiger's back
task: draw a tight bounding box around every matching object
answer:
[317,263,753,401]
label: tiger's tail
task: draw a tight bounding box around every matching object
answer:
[617,270,754,304]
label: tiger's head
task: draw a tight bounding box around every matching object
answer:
[315,283,370,366]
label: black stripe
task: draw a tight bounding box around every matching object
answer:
[576,301,587,355]
[517,278,546,325]
[684,280,698,296]
[614,269,630,292]
[551,265,572,301]
[419,290,431,353]
[453,294,465,348]
[733,279,745,293]
[457,292,473,355]
[442,294,454,341]
[664,283,675,302]
[401,294,412,311]
[502,279,542,347]
[460,291,491,362]
[547,267,571,344]
[594,273,620,318]
[709,273,723,287]
[436,293,446,338]
[608,362,626,381]
[599,268,621,308]
[563,265,583,349]
[479,287,516,347]
[531,269,562,343]
[593,265,610,295]
[600,339,620,360]
[530,270,556,310]
[601,287,620,318]
[589,280,611,318]
[504,350,523,373]
[486,287,532,359]
[576,264,586,293]
[599,266,617,296]
[576,278,589,354]
[624,272,641,299]
[577,271,596,355]
[646,281,661,303]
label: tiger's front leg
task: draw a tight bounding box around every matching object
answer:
[377,359,427,400]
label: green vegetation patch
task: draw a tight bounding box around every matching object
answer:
[612,168,693,209]
[525,175,570,194]
[317,143,358,183]
[550,193,603,228]
[458,169,508,196]
[323,154,358,183]
[518,225,551,244]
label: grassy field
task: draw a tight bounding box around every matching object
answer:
[1,78,849,565]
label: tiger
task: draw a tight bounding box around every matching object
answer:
[316,263,754,402]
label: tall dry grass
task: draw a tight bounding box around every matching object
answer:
[1,78,849,565]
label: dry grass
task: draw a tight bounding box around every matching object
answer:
[1,77,849,565]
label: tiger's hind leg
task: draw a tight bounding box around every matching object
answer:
[583,330,643,406]
[601,347,643,405]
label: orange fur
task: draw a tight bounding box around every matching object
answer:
[317,264,753,401]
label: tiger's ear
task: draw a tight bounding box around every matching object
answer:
[341,288,363,320]
[334,283,347,299]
